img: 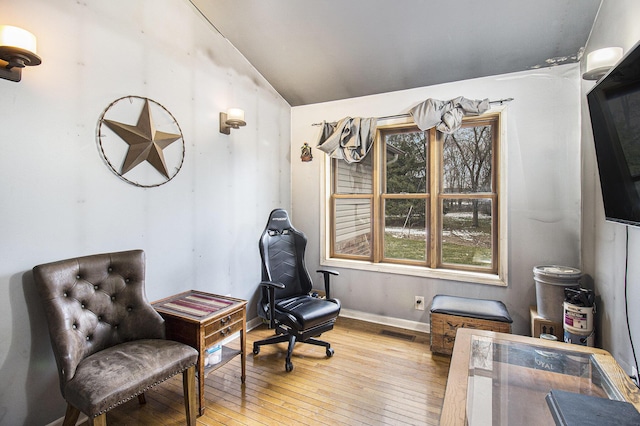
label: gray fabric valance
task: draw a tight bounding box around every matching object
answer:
[315,97,490,163]
[409,96,490,134]
[316,117,376,164]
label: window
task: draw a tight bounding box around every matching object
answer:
[327,112,503,281]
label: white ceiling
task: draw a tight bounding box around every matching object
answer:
[190,0,602,106]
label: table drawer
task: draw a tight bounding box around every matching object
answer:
[204,318,243,347]
[204,310,243,334]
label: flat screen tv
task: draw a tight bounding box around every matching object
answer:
[588,41,640,226]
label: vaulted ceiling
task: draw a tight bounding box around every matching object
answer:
[191,0,602,106]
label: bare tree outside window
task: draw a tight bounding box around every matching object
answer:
[442,121,495,268]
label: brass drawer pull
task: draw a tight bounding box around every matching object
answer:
[220,315,232,325]
[220,326,232,336]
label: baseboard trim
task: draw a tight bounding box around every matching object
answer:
[247,310,430,334]
[339,308,431,334]
[247,316,264,331]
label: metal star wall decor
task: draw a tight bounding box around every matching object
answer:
[97,96,185,187]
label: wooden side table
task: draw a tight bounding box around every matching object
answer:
[153,290,247,416]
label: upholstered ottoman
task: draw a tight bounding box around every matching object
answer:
[429,294,513,356]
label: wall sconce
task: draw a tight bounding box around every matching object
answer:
[0,25,42,82]
[582,47,623,81]
[220,108,246,134]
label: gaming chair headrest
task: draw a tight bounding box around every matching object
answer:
[265,208,293,233]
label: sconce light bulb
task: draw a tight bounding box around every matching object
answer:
[219,108,246,134]
[0,25,37,54]
[583,47,623,80]
[227,108,245,123]
[0,25,41,81]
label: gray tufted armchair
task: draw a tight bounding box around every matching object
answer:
[33,250,199,426]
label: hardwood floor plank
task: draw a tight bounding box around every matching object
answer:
[99,317,450,425]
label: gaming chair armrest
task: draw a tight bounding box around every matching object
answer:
[260,281,285,328]
[260,281,286,290]
[316,269,339,300]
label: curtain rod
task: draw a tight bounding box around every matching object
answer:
[310,97,514,126]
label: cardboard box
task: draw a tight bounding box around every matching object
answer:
[530,306,563,341]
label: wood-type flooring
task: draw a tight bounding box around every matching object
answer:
[95,317,450,425]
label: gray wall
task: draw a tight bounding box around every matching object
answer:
[291,64,582,336]
[581,0,640,376]
[0,1,291,424]
[6,0,640,424]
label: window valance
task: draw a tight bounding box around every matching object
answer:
[315,96,500,163]
[316,117,376,164]
[409,96,490,134]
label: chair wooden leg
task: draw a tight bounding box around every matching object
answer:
[183,365,197,425]
[138,393,146,405]
[90,413,107,426]
[62,404,81,426]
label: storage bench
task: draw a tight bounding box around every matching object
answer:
[429,294,513,356]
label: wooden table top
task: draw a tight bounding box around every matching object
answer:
[153,290,246,323]
[440,328,640,425]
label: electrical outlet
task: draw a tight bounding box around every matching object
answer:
[415,296,425,310]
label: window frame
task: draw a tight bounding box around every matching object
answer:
[320,108,508,287]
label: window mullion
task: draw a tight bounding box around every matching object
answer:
[429,129,440,269]
[373,128,383,263]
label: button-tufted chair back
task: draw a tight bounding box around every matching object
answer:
[33,250,198,425]
[33,250,165,390]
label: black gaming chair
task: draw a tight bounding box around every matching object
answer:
[253,208,341,372]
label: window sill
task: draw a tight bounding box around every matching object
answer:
[320,257,507,287]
